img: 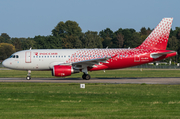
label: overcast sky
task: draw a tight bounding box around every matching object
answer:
[0,0,179,38]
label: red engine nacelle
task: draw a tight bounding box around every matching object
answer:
[52,65,79,77]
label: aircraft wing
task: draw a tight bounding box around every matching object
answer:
[49,56,115,69]
[72,56,112,68]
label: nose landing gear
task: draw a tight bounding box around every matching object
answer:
[26,70,31,80]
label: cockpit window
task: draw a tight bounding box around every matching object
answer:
[10,55,19,58]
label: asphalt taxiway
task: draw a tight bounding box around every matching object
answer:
[0,77,180,84]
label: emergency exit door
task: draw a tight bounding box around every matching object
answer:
[25,51,31,63]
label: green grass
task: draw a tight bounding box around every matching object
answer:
[0,69,180,78]
[0,83,180,119]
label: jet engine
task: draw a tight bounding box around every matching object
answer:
[52,65,79,77]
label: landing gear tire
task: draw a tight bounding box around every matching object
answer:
[26,76,31,80]
[82,73,91,80]
[82,74,86,79]
[85,74,91,80]
[26,70,31,80]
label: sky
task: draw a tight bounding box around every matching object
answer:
[0,0,179,38]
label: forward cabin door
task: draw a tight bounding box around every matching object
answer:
[25,51,31,63]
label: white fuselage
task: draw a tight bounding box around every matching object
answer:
[3,49,81,70]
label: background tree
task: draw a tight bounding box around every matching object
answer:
[122,28,136,48]
[112,28,124,48]
[99,28,114,48]
[20,38,36,50]
[0,36,5,43]
[0,43,16,60]
[81,31,103,48]
[11,38,22,51]
[116,33,124,48]
[52,20,82,48]
[1,33,11,43]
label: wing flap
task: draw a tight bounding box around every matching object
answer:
[72,57,111,67]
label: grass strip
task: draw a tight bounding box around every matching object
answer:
[0,83,180,119]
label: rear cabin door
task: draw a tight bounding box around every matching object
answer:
[134,55,140,62]
[25,51,31,63]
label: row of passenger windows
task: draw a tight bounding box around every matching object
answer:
[33,55,129,58]
[10,55,19,58]
[9,55,129,59]
[33,55,70,58]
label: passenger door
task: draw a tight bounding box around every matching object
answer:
[25,51,31,63]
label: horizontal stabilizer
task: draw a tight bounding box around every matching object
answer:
[150,51,177,59]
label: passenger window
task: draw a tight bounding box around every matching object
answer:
[33,56,35,58]
[36,56,38,58]
[42,56,43,58]
[47,56,49,58]
[45,56,46,58]
[64,56,66,58]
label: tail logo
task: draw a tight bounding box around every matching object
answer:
[136,18,173,50]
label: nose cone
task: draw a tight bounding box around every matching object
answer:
[2,60,8,68]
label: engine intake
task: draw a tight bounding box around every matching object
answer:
[52,65,79,77]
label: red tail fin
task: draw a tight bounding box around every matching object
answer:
[136,18,173,50]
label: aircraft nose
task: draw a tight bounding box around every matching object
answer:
[2,60,8,68]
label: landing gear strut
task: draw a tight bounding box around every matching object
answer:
[82,73,91,80]
[26,70,31,80]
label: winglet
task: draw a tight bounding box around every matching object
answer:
[136,18,173,50]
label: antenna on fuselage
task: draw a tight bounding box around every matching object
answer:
[30,47,32,50]
[106,46,108,49]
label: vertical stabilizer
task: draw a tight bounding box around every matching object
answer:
[136,18,173,50]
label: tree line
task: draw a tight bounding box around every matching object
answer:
[0,20,180,62]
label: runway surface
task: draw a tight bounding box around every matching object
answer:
[0,77,180,84]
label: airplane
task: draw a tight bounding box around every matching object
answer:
[2,18,177,80]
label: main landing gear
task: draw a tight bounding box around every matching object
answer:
[26,70,31,80]
[81,67,91,80]
[82,73,91,80]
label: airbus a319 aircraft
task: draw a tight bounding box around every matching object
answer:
[2,18,177,80]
